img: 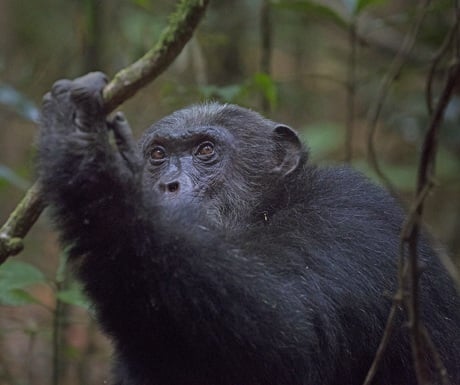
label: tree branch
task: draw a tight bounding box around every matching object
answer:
[363,5,460,382]
[405,59,460,385]
[0,0,210,264]
[103,0,210,113]
[366,0,431,196]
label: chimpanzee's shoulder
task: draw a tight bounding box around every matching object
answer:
[291,164,404,217]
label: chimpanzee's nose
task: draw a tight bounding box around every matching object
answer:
[158,181,180,194]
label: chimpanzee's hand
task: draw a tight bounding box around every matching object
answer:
[39,72,141,185]
[41,72,108,137]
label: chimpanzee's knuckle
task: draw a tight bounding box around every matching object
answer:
[114,111,126,122]
[73,128,97,143]
[114,113,132,133]
[51,79,72,97]
[73,109,104,133]
[70,90,104,122]
[90,71,108,86]
[42,92,52,103]
[72,72,108,98]
[71,84,96,104]
[78,71,107,85]
[41,92,54,112]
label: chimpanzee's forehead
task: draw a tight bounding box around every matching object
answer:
[139,102,275,148]
[148,124,232,142]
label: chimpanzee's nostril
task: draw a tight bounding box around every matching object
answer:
[167,181,179,193]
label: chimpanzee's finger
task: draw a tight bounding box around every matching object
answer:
[107,112,141,173]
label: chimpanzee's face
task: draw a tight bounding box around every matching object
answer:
[138,103,303,225]
[141,124,236,208]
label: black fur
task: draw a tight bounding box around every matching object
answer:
[38,72,460,385]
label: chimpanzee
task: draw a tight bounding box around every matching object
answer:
[37,72,460,385]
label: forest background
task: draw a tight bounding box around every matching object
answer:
[0,1,459,385]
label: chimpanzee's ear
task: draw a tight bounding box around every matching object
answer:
[272,124,303,177]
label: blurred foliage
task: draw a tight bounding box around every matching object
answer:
[0,84,39,122]
[0,0,459,384]
[0,165,30,190]
[0,257,89,309]
[0,260,46,306]
[199,72,278,108]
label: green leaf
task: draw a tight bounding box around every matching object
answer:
[198,84,244,103]
[57,283,90,309]
[0,261,47,306]
[0,261,46,289]
[274,0,349,29]
[252,73,278,110]
[1,288,43,306]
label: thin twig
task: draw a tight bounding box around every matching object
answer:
[366,0,431,196]
[260,0,272,113]
[421,325,450,385]
[362,293,403,385]
[405,56,460,385]
[52,281,64,385]
[363,208,425,385]
[425,16,459,114]
[364,5,460,382]
[345,17,357,163]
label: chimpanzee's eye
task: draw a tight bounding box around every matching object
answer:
[196,142,215,158]
[149,146,166,162]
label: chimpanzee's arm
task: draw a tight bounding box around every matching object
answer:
[38,73,143,256]
[38,73,161,350]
